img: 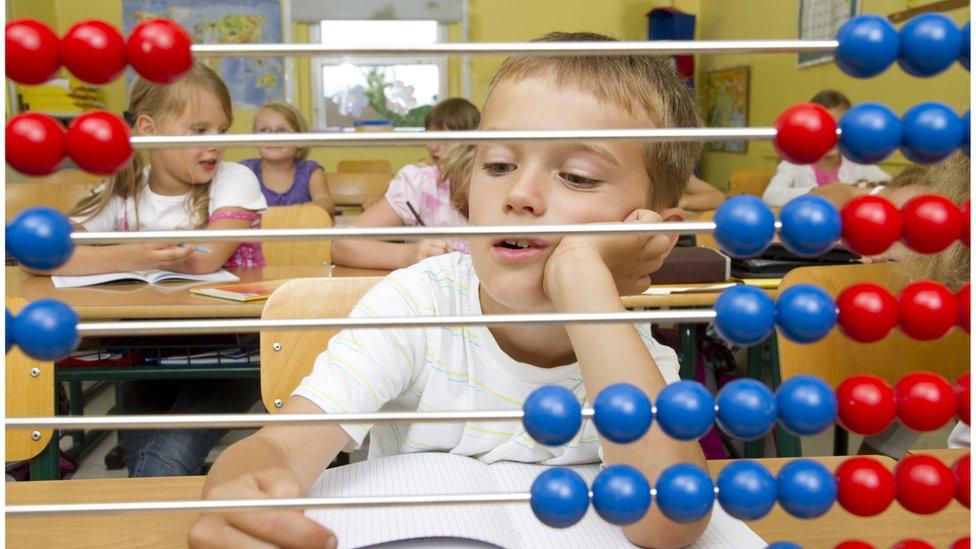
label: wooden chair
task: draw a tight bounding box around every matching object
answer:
[325,172,392,210]
[5,297,56,466]
[337,160,393,173]
[775,263,969,454]
[694,210,719,251]
[6,177,101,222]
[727,168,775,198]
[259,277,382,412]
[261,203,334,266]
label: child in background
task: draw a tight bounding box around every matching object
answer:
[679,173,726,212]
[60,63,267,477]
[191,32,707,549]
[331,98,480,269]
[762,90,891,207]
[239,102,335,214]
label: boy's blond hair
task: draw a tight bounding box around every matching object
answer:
[484,31,703,209]
[256,101,312,161]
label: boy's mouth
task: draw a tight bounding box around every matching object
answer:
[491,238,550,261]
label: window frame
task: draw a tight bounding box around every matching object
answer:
[309,22,450,130]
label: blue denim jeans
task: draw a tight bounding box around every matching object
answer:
[117,378,260,477]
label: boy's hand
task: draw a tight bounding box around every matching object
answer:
[188,468,336,549]
[544,209,677,300]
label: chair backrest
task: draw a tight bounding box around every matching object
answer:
[776,263,969,387]
[695,210,719,251]
[326,172,392,208]
[259,277,382,411]
[6,177,101,222]
[337,160,393,173]
[727,168,775,197]
[5,296,55,461]
[261,203,334,266]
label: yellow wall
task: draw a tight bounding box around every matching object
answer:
[695,0,970,190]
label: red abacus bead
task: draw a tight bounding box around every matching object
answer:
[841,196,904,256]
[952,537,971,549]
[953,453,970,508]
[60,20,127,85]
[894,455,956,514]
[126,19,193,84]
[774,103,838,164]
[956,373,970,425]
[835,457,896,516]
[836,283,899,343]
[959,284,970,334]
[895,372,956,432]
[891,541,936,549]
[835,542,875,549]
[5,113,66,175]
[65,111,133,175]
[898,281,958,341]
[962,199,970,247]
[6,19,61,85]
[902,195,963,253]
[836,375,897,435]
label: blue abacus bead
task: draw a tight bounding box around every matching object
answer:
[529,468,590,528]
[766,543,803,549]
[777,459,837,519]
[713,195,776,258]
[11,299,80,361]
[655,463,715,523]
[714,285,776,347]
[6,207,74,270]
[779,195,842,257]
[899,13,963,77]
[593,383,653,444]
[901,102,965,164]
[655,380,715,441]
[775,375,838,436]
[838,103,902,164]
[834,14,900,77]
[716,460,777,521]
[963,111,970,156]
[962,21,971,70]
[775,284,838,344]
[6,309,14,353]
[591,464,652,525]
[715,379,777,440]
[522,386,582,446]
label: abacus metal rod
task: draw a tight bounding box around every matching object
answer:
[72,220,764,245]
[189,39,838,58]
[74,310,719,337]
[6,493,534,516]
[7,408,595,431]
[129,127,780,149]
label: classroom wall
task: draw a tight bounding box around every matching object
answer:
[694,0,971,190]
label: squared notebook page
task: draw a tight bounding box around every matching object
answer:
[305,453,518,549]
[488,461,766,549]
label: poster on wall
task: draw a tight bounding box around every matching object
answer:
[122,0,284,107]
[798,0,860,67]
[703,66,749,154]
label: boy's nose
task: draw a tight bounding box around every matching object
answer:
[504,168,547,216]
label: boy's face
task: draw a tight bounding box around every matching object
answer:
[469,76,654,312]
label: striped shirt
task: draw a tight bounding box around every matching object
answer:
[293,253,680,465]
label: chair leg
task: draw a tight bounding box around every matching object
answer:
[30,435,60,481]
[677,323,698,381]
[766,335,801,457]
[744,343,767,458]
[67,380,86,448]
[833,425,850,455]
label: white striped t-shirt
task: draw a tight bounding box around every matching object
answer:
[293,252,681,465]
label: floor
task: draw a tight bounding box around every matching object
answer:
[60,381,960,480]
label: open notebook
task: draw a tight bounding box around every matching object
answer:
[306,453,766,549]
[51,269,238,288]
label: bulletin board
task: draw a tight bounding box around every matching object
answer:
[798,0,860,67]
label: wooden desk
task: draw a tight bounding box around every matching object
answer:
[7,265,386,320]
[906,447,968,465]
[6,456,968,549]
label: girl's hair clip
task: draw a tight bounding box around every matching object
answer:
[122,111,136,128]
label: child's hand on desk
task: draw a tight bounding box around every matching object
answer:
[188,467,336,549]
[125,243,197,271]
[413,238,451,262]
[544,209,677,299]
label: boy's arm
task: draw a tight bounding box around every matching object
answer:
[544,215,709,549]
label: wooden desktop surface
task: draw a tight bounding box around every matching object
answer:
[6,456,968,549]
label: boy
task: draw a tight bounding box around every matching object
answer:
[190,32,707,549]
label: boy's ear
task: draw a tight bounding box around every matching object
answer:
[134,114,155,136]
[660,207,685,250]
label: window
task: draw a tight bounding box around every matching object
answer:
[312,20,447,129]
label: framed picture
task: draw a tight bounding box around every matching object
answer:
[703,66,749,154]
[798,0,860,67]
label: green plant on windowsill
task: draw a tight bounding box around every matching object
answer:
[362,68,434,127]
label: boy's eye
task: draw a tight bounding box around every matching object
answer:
[483,162,515,176]
[219,128,229,135]
[561,172,600,188]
